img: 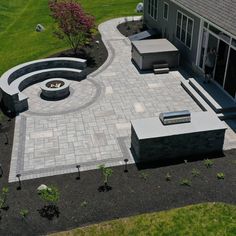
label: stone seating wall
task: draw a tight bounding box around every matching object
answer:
[0,57,86,113]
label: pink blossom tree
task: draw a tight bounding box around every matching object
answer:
[49,0,95,55]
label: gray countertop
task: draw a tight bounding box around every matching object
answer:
[131,112,227,140]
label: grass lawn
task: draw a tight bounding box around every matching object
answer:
[51,203,236,236]
[0,0,140,75]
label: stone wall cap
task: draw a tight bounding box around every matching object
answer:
[131,112,227,140]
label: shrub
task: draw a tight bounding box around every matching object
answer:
[204,159,214,168]
[38,185,59,206]
[165,172,171,181]
[80,201,88,207]
[20,209,29,218]
[191,168,200,177]
[49,0,95,54]
[180,179,191,187]
[217,172,225,180]
[139,171,149,180]
[0,187,9,209]
[99,164,113,186]
[0,112,4,125]
[37,185,60,220]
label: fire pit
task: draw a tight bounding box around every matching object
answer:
[40,78,70,100]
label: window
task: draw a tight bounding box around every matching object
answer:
[148,0,158,20]
[163,2,169,20]
[232,38,236,48]
[176,11,194,49]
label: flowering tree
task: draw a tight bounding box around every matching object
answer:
[49,0,95,54]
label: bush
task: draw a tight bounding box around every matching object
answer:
[191,168,200,177]
[38,185,59,205]
[165,173,171,181]
[99,164,113,186]
[217,173,225,180]
[180,179,191,187]
[20,209,29,218]
[139,171,149,180]
[204,159,214,168]
[0,187,9,209]
[49,0,95,54]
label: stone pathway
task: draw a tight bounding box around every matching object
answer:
[8,17,236,182]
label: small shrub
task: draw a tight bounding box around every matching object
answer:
[139,171,149,180]
[0,187,9,209]
[37,185,60,220]
[217,172,225,180]
[38,185,59,206]
[80,201,88,207]
[180,179,191,186]
[0,112,4,125]
[99,164,113,187]
[191,168,200,177]
[165,172,171,181]
[20,209,29,218]
[204,159,214,168]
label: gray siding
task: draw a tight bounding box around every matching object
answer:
[143,0,200,66]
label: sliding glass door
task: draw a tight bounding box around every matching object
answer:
[214,40,229,86]
[224,48,236,97]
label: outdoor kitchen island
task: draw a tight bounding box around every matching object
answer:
[131,112,227,162]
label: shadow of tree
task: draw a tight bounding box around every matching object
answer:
[37,205,60,220]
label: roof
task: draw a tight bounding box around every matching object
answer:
[173,0,236,37]
[132,39,178,54]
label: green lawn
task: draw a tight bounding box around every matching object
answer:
[51,203,236,236]
[0,0,140,75]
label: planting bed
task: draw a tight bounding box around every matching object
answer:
[0,114,235,235]
[117,19,147,37]
[50,33,108,78]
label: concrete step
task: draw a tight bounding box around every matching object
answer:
[180,78,213,112]
[154,67,169,74]
[189,78,236,113]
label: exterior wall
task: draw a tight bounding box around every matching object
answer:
[143,0,201,67]
[141,51,179,70]
[132,46,143,69]
[131,127,225,162]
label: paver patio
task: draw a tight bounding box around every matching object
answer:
[8,17,236,182]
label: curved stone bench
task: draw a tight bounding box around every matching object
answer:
[0,57,86,113]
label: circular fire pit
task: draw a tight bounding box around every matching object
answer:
[40,78,70,100]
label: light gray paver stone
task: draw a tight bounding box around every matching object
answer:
[8,17,236,182]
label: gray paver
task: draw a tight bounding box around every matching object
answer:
[8,16,236,182]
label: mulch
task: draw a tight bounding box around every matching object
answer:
[0,30,236,235]
[50,33,108,78]
[117,19,146,37]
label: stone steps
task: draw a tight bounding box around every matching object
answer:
[180,78,212,112]
[154,67,169,74]
[181,78,236,121]
[189,78,236,113]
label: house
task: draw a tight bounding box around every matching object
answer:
[143,0,236,99]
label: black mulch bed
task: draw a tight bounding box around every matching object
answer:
[117,19,161,39]
[50,33,108,78]
[117,19,147,37]
[0,113,236,236]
